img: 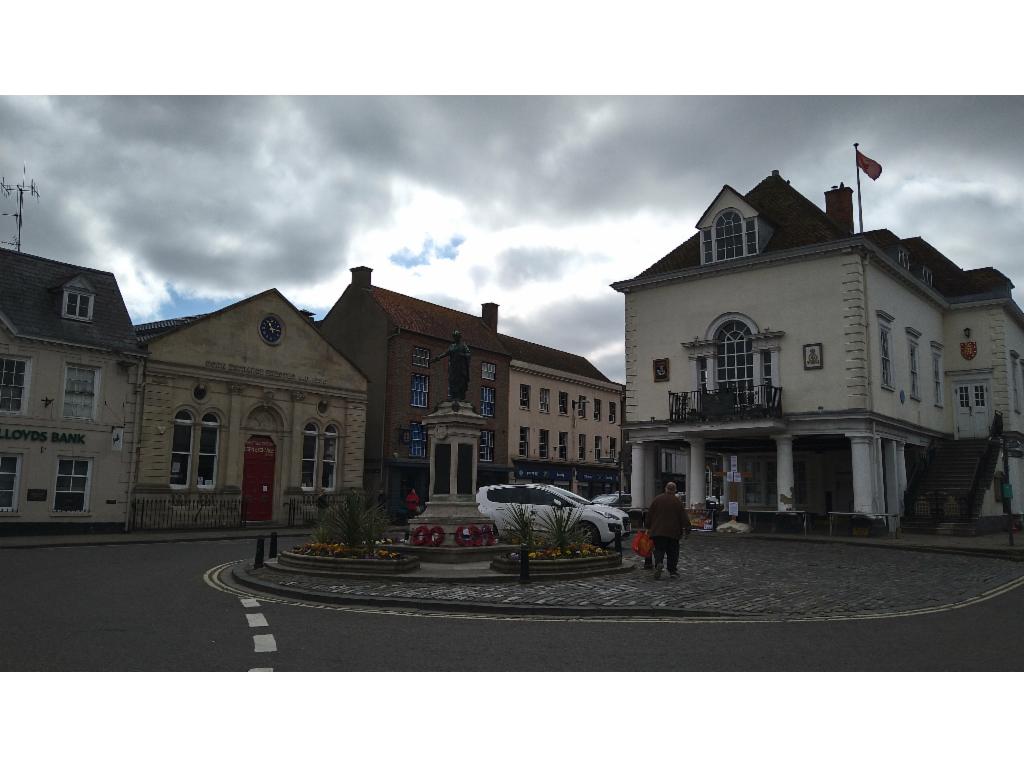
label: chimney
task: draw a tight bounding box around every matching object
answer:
[481,302,499,331]
[824,182,854,235]
[350,266,372,289]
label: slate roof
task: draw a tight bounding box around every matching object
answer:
[134,314,208,344]
[498,333,615,385]
[636,172,849,279]
[630,172,1014,303]
[369,287,509,355]
[0,247,144,355]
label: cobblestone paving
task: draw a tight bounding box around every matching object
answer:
[237,536,1024,618]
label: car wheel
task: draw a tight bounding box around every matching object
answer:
[580,522,602,547]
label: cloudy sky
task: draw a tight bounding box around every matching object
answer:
[3,95,1022,382]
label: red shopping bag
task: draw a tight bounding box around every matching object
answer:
[632,530,653,557]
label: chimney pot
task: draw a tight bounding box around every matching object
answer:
[481,302,499,331]
[824,183,855,235]
[350,266,372,288]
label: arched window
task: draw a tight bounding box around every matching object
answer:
[716,320,754,393]
[715,211,744,261]
[196,413,219,488]
[321,425,338,491]
[301,423,318,490]
[170,410,193,486]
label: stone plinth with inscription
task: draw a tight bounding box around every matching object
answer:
[394,400,512,563]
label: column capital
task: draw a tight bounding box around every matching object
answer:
[848,434,874,445]
[772,433,793,444]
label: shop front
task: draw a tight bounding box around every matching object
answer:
[576,467,621,499]
[513,461,573,490]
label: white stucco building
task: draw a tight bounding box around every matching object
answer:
[613,171,1021,534]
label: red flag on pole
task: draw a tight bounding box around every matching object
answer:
[856,149,882,180]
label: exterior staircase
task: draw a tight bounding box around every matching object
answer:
[902,438,999,536]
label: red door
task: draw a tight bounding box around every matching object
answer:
[243,436,276,522]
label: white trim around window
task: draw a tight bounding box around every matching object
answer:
[62,289,95,321]
[877,313,895,390]
[0,356,30,415]
[931,342,944,408]
[908,338,920,400]
[52,456,92,515]
[0,453,21,515]
[62,364,100,420]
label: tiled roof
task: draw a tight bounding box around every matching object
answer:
[863,231,1012,299]
[134,314,208,343]
[636,172,849,279]
[0,247,143,355]
[369,287,509,355]
[498,333,615,384]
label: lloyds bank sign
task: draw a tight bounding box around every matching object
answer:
[0,427,87,444]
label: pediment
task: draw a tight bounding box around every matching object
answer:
[696,185,760,229]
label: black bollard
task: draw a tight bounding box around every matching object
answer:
[269,531,278,559]
[519,542,530,583]
[254,536,265,568]
[614,529,622,554]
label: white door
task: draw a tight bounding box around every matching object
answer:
[954,381,991,438]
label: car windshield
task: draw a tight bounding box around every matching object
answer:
[591,494,616,504]
[553,489,591,505]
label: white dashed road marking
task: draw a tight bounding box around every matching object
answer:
[253,634,277,653]
[240,598,261,608]
[249,668,274,672]
[246,613,269,628]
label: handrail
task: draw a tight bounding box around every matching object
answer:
[668,384,782,423]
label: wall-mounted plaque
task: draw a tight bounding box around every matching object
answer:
[803,343,823,370]
[653,358,670,382]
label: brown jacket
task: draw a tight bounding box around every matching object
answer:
[646,493,692,539]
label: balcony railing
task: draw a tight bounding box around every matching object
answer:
[669,384,782,423]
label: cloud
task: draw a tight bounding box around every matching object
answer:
[496,246,577,288]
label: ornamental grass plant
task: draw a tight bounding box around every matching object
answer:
[498,502,536,548]
[535,504,586,550]
[301,489,395,558]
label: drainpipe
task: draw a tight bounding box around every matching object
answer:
[125,355,147,532]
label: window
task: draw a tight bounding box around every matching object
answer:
[196,413,219,488]
[0,357,27,414]
[301,423,318,489]
[974,384,987,408]
[558,432,568,460]
[539,429,549,459]
[481,385,495,417]
[411,374,429,408]
[412,347,431,367]
[481,362,496,381]
[479,430,495,462]
[0,455,20,512]
[539,388,550,414]
[608,400,616,423]
[897,248,910,269]
[578,433,586,461]
[518,427,529,457]
[702,211,759,263]
[879,323,894,389]
[577,396,587,418]
[170,410,193,486]
[321,425,338,490]
[410,422,426,458]
[957,385,970,409]
[716,320,754,393]
[609,437,617,461]
[519,384,531,409]
[594,435,602,460]
[63,366,97,419]
[908,340,920,400]
[743,459,763,505]
[745,217,758,255]
[54,458,90,512]
[698,356,709,389]
[593,398,602,421]
[761,350,773,385]
[921,266,933,286]
[62,290,93,321]
[932,349,944,406]
[558,391,568,415]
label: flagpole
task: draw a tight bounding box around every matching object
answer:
[854,142,864,233]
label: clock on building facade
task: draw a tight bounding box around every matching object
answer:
[259,315,283,344]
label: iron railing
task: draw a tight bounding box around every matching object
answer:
[908,492,970,520]
[669,384,782,423]
[285,493,342,527]
[128,494,245,531]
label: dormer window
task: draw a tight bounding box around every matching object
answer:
[921,266,933,286]
[702,210,760,264]
[63,290,94,321]
[897,248,910,270]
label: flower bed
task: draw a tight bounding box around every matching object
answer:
[490,547,623,575]
[277,546,419,574]
[291,542,403,560]
[525,544,607,561]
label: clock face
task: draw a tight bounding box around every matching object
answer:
[259,315,283,344]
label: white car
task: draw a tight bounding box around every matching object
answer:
[476,483,631,547]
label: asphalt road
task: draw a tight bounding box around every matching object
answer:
[2,537,1023,671]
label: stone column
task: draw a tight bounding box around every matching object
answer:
[224,383,244,489]
[688,436,706,506]
[894,440,907,532]
[850,435,875,515]
[774,434,795,511]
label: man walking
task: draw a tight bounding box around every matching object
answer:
[645,481,691,579]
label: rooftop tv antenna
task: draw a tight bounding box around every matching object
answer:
[1,165,41,252]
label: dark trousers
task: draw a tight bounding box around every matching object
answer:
[652,536,680,573]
